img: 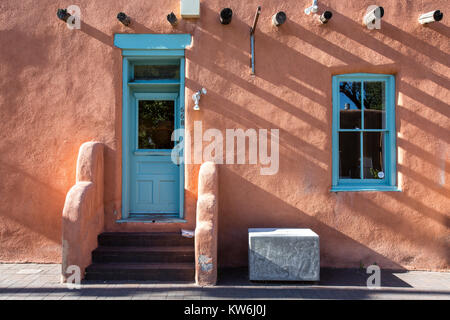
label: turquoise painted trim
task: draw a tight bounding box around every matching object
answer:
[331,73,398,192]
[178,57,185,218]
[122,50,185,57]
[121,57,131,218]
[115,34,192,51]
[128,80,181,87]
[121,51,187,219]
[116,218,187,224]
[331,186,402,192]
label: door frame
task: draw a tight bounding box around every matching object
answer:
[121,56,185,220]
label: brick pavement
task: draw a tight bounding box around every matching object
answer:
[0,264,449,300]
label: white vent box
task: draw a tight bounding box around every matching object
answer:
[181,0,200,18]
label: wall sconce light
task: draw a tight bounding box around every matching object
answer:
[419,10,443,24]
[57,8,71,22]
[304,0,318,15]
[192,88,207,111]
[272,11,287,26]
[117,12,131,26]
[167,12,178,26]
[363,6,384,26]
[319,11,333,24]
[220,8,233,25]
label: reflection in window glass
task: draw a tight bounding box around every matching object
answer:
[134,65,180,80]
[339,81,361,129]
[363,132,385,179]
[364,81,386,129]
[339,132,360,179]
[138,100,174,149]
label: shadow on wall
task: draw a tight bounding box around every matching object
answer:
[218,167,406,270]
[187,4,449,269]
[78,22,122,227]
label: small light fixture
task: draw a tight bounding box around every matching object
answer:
[418,10,443,24]
[57,8,71,22]
[363,6,384,26]
[304,0,318,15]
[117,12,131,26]
[220,8,233,25]
[272,11,287,27]
[167,12,178,26]
[193,88,207,111]
[319,11,332,24]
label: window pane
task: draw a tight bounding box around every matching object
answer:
[363,132,385,179]
[364,81,386,129]
[339,132,361,179]
[138,100,174,149]
[340,81,362,129]
[134,65,180,80]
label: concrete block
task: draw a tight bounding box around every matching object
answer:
[249,228,320,281]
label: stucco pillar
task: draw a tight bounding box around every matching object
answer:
[195,162,219,286]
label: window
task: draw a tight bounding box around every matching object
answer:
[132,59,180,81]
[331,74,399,191]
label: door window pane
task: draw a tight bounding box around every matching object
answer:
[340,81,362,129]
[134,65,180,80]
[138,100,174,149]
[364,81,386,129]
[363,132,385,179]
[339,132,361,179]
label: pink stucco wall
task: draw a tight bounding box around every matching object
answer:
[0,0,448,270]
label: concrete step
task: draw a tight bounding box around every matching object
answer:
[85,262,195,281]
[97,232,194,247]
[92,246,194,263]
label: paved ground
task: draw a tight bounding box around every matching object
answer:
[0,264,449,300]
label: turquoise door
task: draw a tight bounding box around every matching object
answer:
[128,92,181,216]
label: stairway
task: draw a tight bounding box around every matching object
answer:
[85,232,195,281]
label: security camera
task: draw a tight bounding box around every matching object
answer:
[418,10,443,24]
[363,6,384,26]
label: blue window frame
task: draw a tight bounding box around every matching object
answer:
[331,73,400,192]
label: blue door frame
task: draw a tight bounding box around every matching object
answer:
[115,34,191,220]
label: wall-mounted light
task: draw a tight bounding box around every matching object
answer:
[272,11,287,27]
[363,6,384,26]
[220,8,233,25]
[305,0,318,15]
[57,9,71,22]
[117,12,131,26]
[167,12,178,26]
[193,88,207,111]
[419,10,443,24]
[319,11,332,24]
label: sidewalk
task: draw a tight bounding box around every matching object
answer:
[0,264,449,300]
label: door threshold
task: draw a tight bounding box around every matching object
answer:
[116,214,187,224]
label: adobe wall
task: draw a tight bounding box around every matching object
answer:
[0,0,448,270]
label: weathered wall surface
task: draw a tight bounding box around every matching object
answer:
[0,1,448,270]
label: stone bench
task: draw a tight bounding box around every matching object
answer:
[248,228,320,281]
